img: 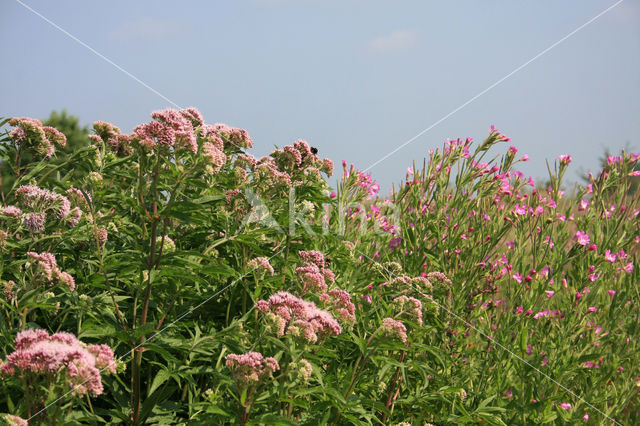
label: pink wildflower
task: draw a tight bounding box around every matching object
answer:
[26,252,75,291]
[558,155,572,165]
[202,142,226,174]
[380,318,408,344]
[604,250,617,262]
[255,292,341,342]
[296,263,328,293]
[4,415,28,426]
[394,295,423,325]
[574,231,590,246]
[534,310,549,319]
[322,289,356,324]
[225,351,279,385]
[1,329,115,396]
[247,257,275,276]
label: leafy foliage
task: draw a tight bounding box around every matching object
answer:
[0,112,638,425]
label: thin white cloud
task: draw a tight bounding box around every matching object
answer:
[365,29,420,54]
[109,17,181,41]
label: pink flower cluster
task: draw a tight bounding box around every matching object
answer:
[225,351,279,385]
[293,358,313,382]
[91,109,245,177]
[489,125,511,142]
[132,109,199,153]
[255,291,342,343]
[394,295,423,325]
[254,156,293,189]
[319,289,356,324]
[202,122,253,150]
[26,251,75,290]
[247,256,275,276]
[202,140,226,174]
[425,271,453,287]
[3,414,28,426]
[380,317,408,344]
[8,117,66,158]
[557,155,572,165]
[296,250,335,293]
[0,329,116,396]
[386,275,433,294]
[14,185,71,232]
[342,163,380,198]
[532,309,564,320]
[270,140,333,177]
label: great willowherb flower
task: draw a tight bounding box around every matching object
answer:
[0,329,116,396]
[225,351,279,385]
[557,155,572,165]
[255,291,342,343]
[574,230,590,246]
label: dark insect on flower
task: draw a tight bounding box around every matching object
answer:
[325,256,331,266]
[310,147,318,155]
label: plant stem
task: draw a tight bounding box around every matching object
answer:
[381,350,406,424]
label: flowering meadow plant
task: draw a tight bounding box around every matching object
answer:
[0,112,638,424]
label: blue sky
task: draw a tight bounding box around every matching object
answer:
[1,0,639,192]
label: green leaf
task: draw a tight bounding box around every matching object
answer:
[148,368,172,396]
